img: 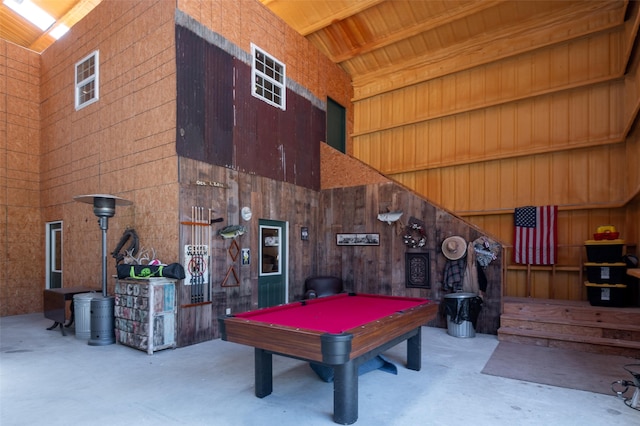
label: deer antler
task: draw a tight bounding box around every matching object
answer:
[135,247,150,265]
[123,248,137,265]
[123,247,158,265]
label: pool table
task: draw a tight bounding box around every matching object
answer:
[219,293,438,424]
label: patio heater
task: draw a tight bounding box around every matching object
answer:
[74,194,132,346]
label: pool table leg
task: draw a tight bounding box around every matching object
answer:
[333,359,358,425]
[255,348,273,398]
[406,328,422,371]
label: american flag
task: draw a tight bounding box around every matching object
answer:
[513,205,558,265]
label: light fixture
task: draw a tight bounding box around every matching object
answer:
[74,194,132,346]
[3,0,55,31]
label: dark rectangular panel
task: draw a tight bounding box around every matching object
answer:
[203,39,234,166]
[327,98,345,153]
[176,25,322,191]
[176,26,206,159]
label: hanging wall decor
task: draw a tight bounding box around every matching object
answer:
[182,206,213,304]
[405,253,430,288]
[403,218,427,249]
[336,233,380,246]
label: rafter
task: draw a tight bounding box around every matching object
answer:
[332,0,507,64]
[260,0,384,37]
[351,1,625,100]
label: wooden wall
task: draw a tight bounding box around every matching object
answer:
[0,42,42,316]
[317,176,503,335]
[177,157,320,342]
[351,4,640,301]
[36,0,180,296]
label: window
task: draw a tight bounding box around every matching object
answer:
[75,51,99,110]
[251,44,286,110]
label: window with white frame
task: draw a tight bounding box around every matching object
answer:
[251,44,286,110]
[75,51,99,110]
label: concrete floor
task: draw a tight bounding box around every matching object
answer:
[1,313,637,426]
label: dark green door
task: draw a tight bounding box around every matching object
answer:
[258,219,287,308]
[327,97,346,153]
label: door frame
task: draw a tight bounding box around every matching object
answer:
[258,219,288,307]
[45,221,63,289]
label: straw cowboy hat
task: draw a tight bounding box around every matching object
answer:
[442,236,467,260]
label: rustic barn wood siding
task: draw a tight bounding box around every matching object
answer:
[318,181,502,335]
[176,25,324,191]
[177,154,503,339]
[178,157,320,344]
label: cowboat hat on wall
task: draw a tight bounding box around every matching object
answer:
[442,236,467,260]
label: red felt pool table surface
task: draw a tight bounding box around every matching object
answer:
[234,293,430,334]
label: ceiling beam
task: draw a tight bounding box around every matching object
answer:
[331,0,508,64]
[351,1,625,100]
[262,0,384,37]
[300,0,384,36]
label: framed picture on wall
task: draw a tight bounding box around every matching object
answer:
[405,253,430,288]
[336,233,380,246]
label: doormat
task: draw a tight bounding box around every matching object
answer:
[481,341,636,395]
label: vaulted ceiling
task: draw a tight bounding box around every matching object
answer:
[0,0,101,53]
[257,0,630,99]
[1,0,630,96]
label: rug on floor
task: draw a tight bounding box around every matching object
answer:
[481,341,637,396]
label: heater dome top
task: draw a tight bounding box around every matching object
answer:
[73,194,132,206]
[74,194,132,219]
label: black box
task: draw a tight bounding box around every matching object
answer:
[584,239,624,263]
[585,282,628,307]
[584,262,627,284]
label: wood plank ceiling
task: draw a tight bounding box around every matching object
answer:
[258,0,629,100]
[1,0,629,97]
[0,0,101,53]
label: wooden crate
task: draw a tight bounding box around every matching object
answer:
[114,278,177,354]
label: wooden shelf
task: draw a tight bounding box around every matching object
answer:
[506,265,581,272]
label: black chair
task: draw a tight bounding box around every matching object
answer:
[303,276,344,299]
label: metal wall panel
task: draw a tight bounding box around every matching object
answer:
[176,25,323,191]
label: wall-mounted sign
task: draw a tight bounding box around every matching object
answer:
[193,180,228,189]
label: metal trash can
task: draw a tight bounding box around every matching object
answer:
[443,292,481,338]
[88,295,115,346]
[73,292,98,340]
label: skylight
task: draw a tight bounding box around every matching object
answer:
[3,0,56,31]
[50,24,69,40]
